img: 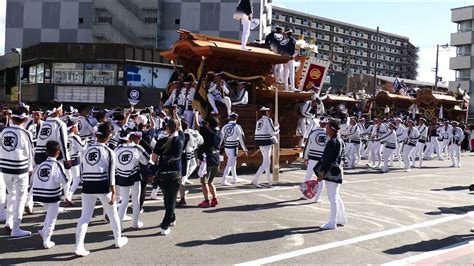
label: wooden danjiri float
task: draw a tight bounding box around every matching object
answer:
[160,30,323,168]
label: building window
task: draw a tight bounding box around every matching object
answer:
[175,19,180,25]
[145,17,158,24]
[29,65,37,84]
[79,17,84,24]
[456,44,471,56]
[85,64,117,86]
[55,86,105,103]
[456,69,470,80]
[98,16,112,23]
[457,20,472,32]
[37,63,44,84]
[53,63,84,84]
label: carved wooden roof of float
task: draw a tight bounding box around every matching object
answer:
[372,90,415,105]
[160,30,291,76]
[322,94,358,103]
[161,30,289,62]
[416,89,461,106]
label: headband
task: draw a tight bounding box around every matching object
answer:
[11,113,29,119]
[67,123,78,130]
[49,104,63,114]
[119,134,131,141]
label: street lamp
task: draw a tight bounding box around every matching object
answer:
[11,48,22,103]
[434,43,449,90]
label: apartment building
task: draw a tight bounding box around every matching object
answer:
[271,6,418,81]
[449,5,474,123]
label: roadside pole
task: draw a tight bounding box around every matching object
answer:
[273,84,280,182]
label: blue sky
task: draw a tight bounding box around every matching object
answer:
[0,0,471,83]
[273,0,473,83]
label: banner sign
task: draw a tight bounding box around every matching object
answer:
[127,88,143,106]
[302,63,327,90]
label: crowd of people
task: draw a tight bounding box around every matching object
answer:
[2,0,472,259]
[0,80,471,256]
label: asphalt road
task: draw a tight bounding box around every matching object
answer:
[1,153,473,265]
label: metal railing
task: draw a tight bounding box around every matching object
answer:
[118,0,144,22]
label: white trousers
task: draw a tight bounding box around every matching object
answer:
[118,182,141,228]
[370,142,382,166]
[183,110,194,129]
[207,93,232,115]
[429,138,440,158]
[75,193,122,251]
[297,118,306,137]
[253,145,273,184]
[274,64,284,83]
[304,159,318,182]
[382,147,394,172]
[313,180,325,202]
[66,166,81,200]
[449,144,461,167]
[355,143,361,164]
[241,15,251,49]
[282,60,295,91]
[324,181,347,227]
[0,174,5,218]
[439,139,449,159]
[223,148,238,183]
[402,145,415,170]
[346,143,359,168]
[40,202,60,243]
[3,173,29,230]
[362,140,371,159]
[395,142,403,164]
[182,156,197,185]
[410,142,425,167]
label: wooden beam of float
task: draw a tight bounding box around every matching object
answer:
[160,30,291,76]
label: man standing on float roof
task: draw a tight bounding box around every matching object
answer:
[235,0,253,50]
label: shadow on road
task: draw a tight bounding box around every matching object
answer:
[425,205,474,215]
[202,199,312,214]
[344,170,380,175]
[383,234,474,255]
[0,231,122,264]
[431,186,470,192]
[176,226,323,247]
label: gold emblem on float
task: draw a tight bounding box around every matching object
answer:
[310,69,321,80]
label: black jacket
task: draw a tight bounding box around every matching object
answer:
[320,137,343,184]
[236,0,253,16]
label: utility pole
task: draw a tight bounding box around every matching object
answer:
[273,83,280,182]
[11,48,22,103]
[434,44,439,90]
[434,43,449,90]
[373,26,379,97]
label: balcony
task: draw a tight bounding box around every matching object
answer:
[451,31,474,46]
[449,56,472,70]
[449,80,472,92]
[451,6,474,23]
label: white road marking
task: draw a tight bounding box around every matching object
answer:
[49,169,473,213]
[235,212,474,266]
[381,239,474,266]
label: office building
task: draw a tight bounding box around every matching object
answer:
[5,0,271,51]
[5,0,94,52]
[449,5,474,123]
[271,6,418,88]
